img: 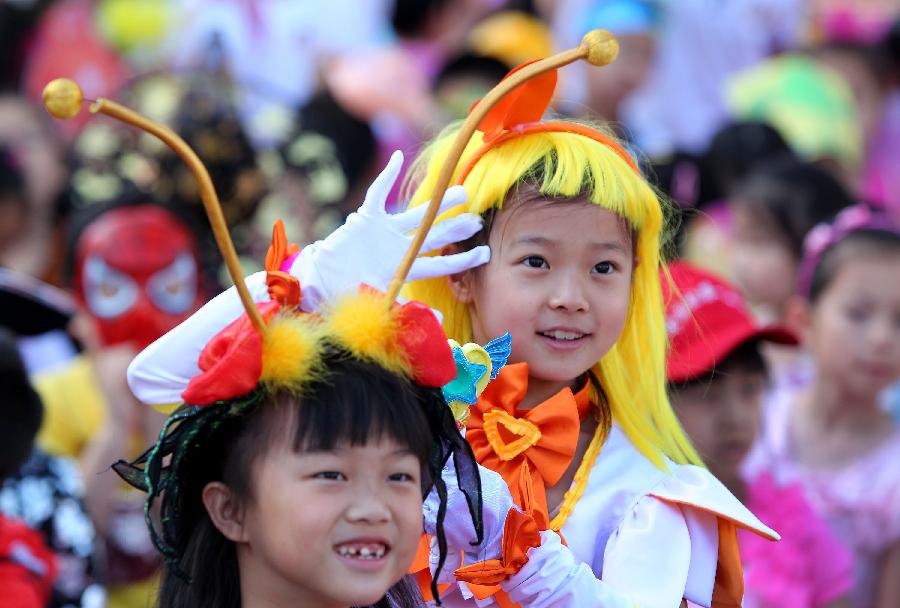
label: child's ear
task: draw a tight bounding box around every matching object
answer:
[444,245,476,304]
[202,482,247,542]
[783,294,811,345]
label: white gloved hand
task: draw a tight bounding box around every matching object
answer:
[128,150,489,406]
[291,150,490,312]
[423,458,515,582]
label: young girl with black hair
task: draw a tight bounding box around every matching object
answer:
[749,207,900,608]
[125,355,459,608]
[115,207,513,607]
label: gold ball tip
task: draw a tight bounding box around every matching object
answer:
[42,79,84,120]
[580,29,619,66]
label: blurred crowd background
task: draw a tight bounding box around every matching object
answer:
[0,1,899,607]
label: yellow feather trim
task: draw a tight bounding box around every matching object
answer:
[323,291,411,377]
[260,314,324,391]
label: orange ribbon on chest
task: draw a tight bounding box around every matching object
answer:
[466,363,591,517]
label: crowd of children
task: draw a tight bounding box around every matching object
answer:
[2,2,900,608]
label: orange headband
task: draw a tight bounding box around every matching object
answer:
[455,60,639,185]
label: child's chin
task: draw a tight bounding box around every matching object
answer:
[529,362,593,384]
[341,586,393,607]
[334,567,402,605]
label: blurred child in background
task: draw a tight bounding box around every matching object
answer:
[0,328,103,607]
[676,121,796,277]
[664,262,852,608]
[728,158,853,331]
[0,328,56,608]
[0,94,68,285]
[33,200,205,608]
[748,206,900,608]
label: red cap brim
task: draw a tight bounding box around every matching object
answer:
[667,323,798,384]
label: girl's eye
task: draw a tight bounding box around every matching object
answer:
[313,471,346,481]
[521,255,548,269]
[388,472,416,483]
[592,261,615,275]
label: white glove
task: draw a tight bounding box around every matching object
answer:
[291,149,490,312]
[423,458,515,582]
[127,150,489,406]
[500,531,633,608]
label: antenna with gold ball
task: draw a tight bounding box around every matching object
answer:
[383,29,620,303]
[41,78,267,335]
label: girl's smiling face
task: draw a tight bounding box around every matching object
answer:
[453,198,634,399]
[208,436,424,608]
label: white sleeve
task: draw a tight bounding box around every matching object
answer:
[500,496,699,608]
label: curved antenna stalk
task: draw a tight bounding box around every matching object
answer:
[42,79,266,334]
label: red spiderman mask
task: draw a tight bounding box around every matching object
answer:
[73,205,203,349]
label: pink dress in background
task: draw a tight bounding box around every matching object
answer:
[739,471,853,608]
[748,387,900,608]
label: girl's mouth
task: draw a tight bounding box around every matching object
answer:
[334,541,389,560]
[537,329,591,349]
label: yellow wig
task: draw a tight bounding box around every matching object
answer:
[403,123,701,469]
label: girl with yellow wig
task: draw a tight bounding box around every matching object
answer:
[397,61,779,607]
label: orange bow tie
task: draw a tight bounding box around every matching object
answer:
[467,363,590,516]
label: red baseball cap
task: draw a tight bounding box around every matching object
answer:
[662,261,798,383]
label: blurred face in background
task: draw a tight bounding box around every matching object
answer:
[585,32,655,121]
[671,357,767,491]
[730,202,798,321]
[0,95,66,214]
[73,205,203,349]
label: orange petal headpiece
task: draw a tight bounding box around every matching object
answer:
[455,60,639,185]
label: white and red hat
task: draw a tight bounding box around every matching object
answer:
[662,261,797,383]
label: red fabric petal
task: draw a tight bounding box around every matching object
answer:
[395,301,455,387]
[181,301,279,405]
[474,61,557,141]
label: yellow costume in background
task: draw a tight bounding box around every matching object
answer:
[33,355,159,608]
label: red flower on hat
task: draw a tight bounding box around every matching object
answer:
[181,300,281,406]
[473,60,557,143]
[394,299,456,387]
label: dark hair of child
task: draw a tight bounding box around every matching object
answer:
[668,340,768,392]
[120,351,457,608]
[888,17,900,78]
[435,53,512,91]
[391,0,450,38]
[704,122,794,202]
[729,158,855,257]
[808,228,900,304]
[280,90,377,212]
[0,328,43,481]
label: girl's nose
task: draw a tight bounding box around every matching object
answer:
[548,272,589,312]
[345,484,392,524]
